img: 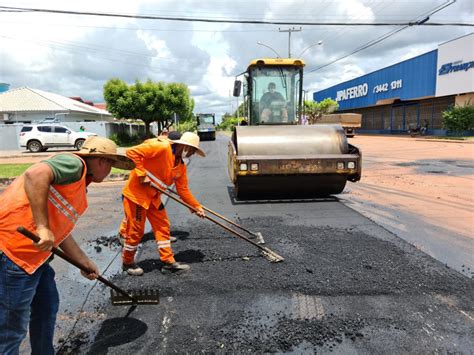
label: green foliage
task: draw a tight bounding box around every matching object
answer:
[103,79,194,136]
[109,132,147,147]
[218,116,245,131]
[232,101,247,117]
[176,119,197,133]
[442,103,474,132]
[301,98,339,124]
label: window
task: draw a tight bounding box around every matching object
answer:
[37,126,52,132]
[54,126,69,133]
[21,126,33,132]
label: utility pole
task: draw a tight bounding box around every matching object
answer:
[279,27,302,58]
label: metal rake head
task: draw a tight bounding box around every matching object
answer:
[110,288,160,306]
[261,248,284,263]
[254,232,265,245]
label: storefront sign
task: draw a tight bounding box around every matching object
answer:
[336,83,368,102]
[335,79,403,102]
[438,60,474,75]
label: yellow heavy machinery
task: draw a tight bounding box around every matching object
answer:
[228,58,362,198]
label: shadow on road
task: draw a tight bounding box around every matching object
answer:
[87,316,147,354]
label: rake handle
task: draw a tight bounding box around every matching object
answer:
[150,183,269,253]
[16,226,136,303]
[167,188,258,238]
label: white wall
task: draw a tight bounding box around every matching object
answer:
[436,33,474,97]
[0,122,146,150]
[4,111,113,123]
[0,124,23,150]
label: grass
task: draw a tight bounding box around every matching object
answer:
[0,163,128,179]
[0,164,33,178]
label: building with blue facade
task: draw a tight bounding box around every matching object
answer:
[313,33,474,135]
[0,83,9,93]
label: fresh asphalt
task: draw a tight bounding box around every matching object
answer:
[13,134,473,353]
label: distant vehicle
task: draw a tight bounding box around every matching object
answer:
[407,122,428,137]
[317,113,362,138]
[196,113,216,141]
[19,124,97,153]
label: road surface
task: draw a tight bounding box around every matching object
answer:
[41,133,473,354]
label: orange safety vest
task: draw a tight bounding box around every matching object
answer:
[123,138,200,210]
[0,156,88,274]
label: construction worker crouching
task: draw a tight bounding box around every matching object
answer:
[0,136,134,355]
[119,131,205,276]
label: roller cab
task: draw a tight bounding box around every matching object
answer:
[230,58,361,198]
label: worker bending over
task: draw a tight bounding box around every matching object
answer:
[119,131,205,275]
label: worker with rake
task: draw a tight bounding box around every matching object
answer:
[118,131,206,276]
[0,136,134,355]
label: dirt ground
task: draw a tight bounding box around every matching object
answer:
[341,135,473,276]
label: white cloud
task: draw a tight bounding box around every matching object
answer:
[0,0,472,118]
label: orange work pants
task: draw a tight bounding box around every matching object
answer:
[120,197,175,265]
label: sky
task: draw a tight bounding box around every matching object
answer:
[0,0,472,121]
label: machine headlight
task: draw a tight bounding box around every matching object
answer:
[239,163,248,171]
[250,163,259,171]
[337,162,345,170]
[347,162,356,169]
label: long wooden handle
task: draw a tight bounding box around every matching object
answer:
[149,182,268,252]
[166,188,259,238]
[16,226,136,302]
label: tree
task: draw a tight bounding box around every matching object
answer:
[103,79,194,136]
[232,101,248,118]
[302,98,339,124]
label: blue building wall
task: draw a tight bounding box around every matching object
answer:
[0,83,10,93]
[314,50,438,110]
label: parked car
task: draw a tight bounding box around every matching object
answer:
[19,124,97,152]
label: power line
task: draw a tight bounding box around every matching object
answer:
[0,5,472,26]
[306,0,458,74]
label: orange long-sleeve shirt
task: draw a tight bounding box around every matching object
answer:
[122,138,200,210]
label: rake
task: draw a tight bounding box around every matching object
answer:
[17,227,160,306]
[167,187,265,244]
[145,173,284,263]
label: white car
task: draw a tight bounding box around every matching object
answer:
[19,124,97,153]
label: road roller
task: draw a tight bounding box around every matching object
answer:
[228,58,361,198]
[196,113,216,141]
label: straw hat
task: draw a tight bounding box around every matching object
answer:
[76,136,135,170]
[170,132,205,157]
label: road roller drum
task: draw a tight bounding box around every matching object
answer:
[228,125,361,198]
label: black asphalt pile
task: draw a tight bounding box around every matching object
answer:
[87,235,122,253]
[61,217,473,353]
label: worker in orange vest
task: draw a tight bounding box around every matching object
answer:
[118,131,206,275]
[0,136,134,355]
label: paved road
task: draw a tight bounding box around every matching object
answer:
[48,133,473,354]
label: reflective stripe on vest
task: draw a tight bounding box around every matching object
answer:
[0,154,88,274]
[48,186,79,224]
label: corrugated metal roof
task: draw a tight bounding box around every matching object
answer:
[0,87,111,116]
